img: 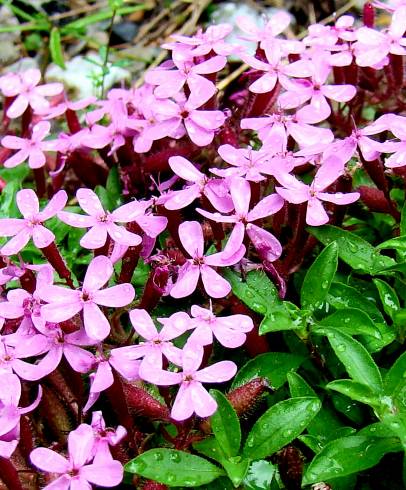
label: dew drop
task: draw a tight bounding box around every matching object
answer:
[169,451,181,463]
[166,473,176,483]
[321,280,329,290]
[336,343,346,352]
[283,429,293,437]
[154,452,163,461]
[135,461,146,472]
[344,317,350,324]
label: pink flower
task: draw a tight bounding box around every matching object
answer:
[90,411,127,463]
[58,188,167,249]
[37,96,96,119]
[140,342,237,420]
[145,55,226,107]
[0,68,63,118]
[30,423,124,489]
[1,121,57,168]
[39,255,135,341]
[354,6,406,67]
[275,155,360,226]
[170,221,246,299]
[0,336,47,381]
[197,177,284,262]
[188,304,253,348]
[164,156,232,212]
[0,373,42,458]
[0,189,67,256]
[170,24,235,56]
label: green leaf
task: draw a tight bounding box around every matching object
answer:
[327,282,385,323]
[222,458,250,488]
[373,278,400,320]
[377,236,406,261]
[317,307,381,338]
[49,27,65,69]
[384,350,406,400]
[309,225,395,273]
[193,437,226,466]
[231,352,304,390]
[243,460,276,490]
[105,166,122,208]
[243,397,321,460]
[326,380,383,408]
[223,269,283,316]
[322,328,383,392]
[210,390,241,458]
[125,449,224,486]
[301,242,338,310]
[303,435,402,484]
[258,305,297,334]
[287,372,317,398]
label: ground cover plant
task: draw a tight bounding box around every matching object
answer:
[0,1,406,488]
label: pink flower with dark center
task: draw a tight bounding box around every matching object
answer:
[1,121,57,169]
[39,255,135,341]
[0,372,42,458]
[0,336,47,381]
[58,188,167,249]
[0,189,67,256]
[188,304,253,348]
[0,68,63,119]
[170,221,246,298]
[275,155,360,226]
[164,156,233,212]
[145,55,226,107]
[197,177,284,262]
[30,423,124,489]
[140,342,237,420]
[169,24,235,56]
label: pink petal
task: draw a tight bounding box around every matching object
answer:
[153,71,186,98]
[189,382,218,418]
[200,265,231,298]
[171,383,194,421]
[42,475,72,490]
[39,285,79,303]
[7,95,28,118]
[80,225,108,249]
[321,84,356,102]
[139,363,182,386]
[129,309,157,340]
[170,263,200,298]
[83,303,110,341]
[68,424,94,468]
[28,149,46,169]
[135,215,167,238]
[187,75,217,107]
[168,156,203,182]
[0,372,21,406]
[30,448,70,473]
[296,92,331,124]
[313,155,345,190]
[41,301,82,323]
[107,222,142,246]
[246,224,282,261]
[35,82,63,96]
[76,188,105,216]
[32,225,55,249]
[185,118,214,146]
[1,228,32,255]
[35,347,63,377]
[83,256,113,292]
[248,193,284,221]
[189,110,226,130]
[91,361,114,393]
[318,191,360,205]
[16,189,39,218]
[275,186,309,204]
[164,185,201,210]
[1,135,25,150]
[4,149,30,168]
[390,5,406,38]
[32,121,51,142]
[159,311,192,341]
[0,219,25,237]
[288,122,334,148]
[64,345,95,373]
[39,190,68,221]
[249,73,278,93]
[109,347,141,380]
[12,358,45,381]
[230,177,251,216]
[196,360,237,383]
[306,197,329,226]
[57,211,95,228]
[80,461,123,487]
[178,221,204,258]
[193,56,227,75]
[93,284,135,307]
[110,200,150,222]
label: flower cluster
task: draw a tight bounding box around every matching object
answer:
[0,1,405,487]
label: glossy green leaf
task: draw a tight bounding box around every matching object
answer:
[231,352,304,390]
[309,225,395,273]
[105,166,122,208]
[193,437,226,465]
[301,242,338,310]
[317,307,381,338]
[323,328,383,392]
[243,397,321,460]
[222,458,250,487]
[287,372,317,398]
[125,449,224,486]
[384,350,406,400]
[49,27,65,69]
[382,413,406,449]
[210,390,241,457]
[373,278,400,320]
[327,282,385,323]
[223,269,283,316]
[243,460,276,490]
[303,435,402,484]
[377,236,406,261]
[326,380,383,408]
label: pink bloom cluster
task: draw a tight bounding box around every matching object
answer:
[0,3,405,487]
